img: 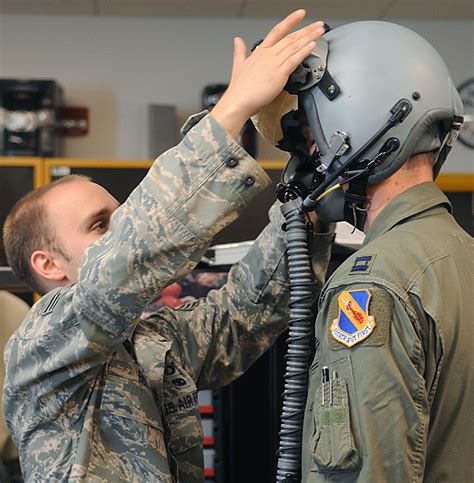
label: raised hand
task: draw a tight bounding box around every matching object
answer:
[211,10,325,139]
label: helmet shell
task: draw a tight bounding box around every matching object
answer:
[305,21,463,182]
[253,21,463,183]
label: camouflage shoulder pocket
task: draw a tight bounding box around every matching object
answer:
[162,358,203,456]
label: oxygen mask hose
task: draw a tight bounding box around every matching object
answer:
[277,198,315,482]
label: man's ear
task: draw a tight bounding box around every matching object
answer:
[30,250,67,283]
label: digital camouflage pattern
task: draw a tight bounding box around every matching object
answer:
[3,111,335,482]
[3,112,271,482]
[134,203,334,482]
[302,182,474,482]
[0,291,29,481]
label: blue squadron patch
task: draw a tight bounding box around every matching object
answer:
[330,289,376,348]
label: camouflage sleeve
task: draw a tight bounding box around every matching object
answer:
[135,202,335,390]
[3,113,270,440]
[74,113,270,343]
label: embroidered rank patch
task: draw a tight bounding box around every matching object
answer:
[350,255,376,275]
[330,289,376,348]
[40,291,62,316]
[177,299,200,311]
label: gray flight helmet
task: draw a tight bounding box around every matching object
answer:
[299,21,463,183]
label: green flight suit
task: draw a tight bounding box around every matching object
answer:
[302,182,473,482]
[3,111,334,482]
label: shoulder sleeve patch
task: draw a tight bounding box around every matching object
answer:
[349,255,376,275]
[327,287,392,350]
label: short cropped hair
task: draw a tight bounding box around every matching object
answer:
[405,151,437,171]
[3,175,91,294]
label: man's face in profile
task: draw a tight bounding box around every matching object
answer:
[42,180,119,284]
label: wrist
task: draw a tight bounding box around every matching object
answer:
[210,95,250,140]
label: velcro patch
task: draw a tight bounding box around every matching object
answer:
[328,288,392,350]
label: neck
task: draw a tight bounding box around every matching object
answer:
[364,163,433,231]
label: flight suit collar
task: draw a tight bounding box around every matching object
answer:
[363,181,452,245]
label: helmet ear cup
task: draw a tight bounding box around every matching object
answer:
[369,107,463,183]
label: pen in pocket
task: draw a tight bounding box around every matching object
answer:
[330,370,338,406]
[322,366,329,405]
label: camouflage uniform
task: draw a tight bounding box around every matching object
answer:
[302,182,474,482]
[134,202,333,482]
[0,291,29,482]
[3,112,334,482]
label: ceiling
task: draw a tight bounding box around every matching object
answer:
[0,0,473,20]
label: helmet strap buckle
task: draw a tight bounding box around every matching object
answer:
[343,176,369,231]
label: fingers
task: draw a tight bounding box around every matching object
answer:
[283,40,316,74]
[231,37,247,80]
[276,20,325,55]
[260,9,306,48]
[277,23,325,61]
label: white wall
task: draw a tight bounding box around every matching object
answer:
[0,14,473,172]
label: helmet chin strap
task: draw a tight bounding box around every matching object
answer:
[343,177,369,231]
[340,137,401,230]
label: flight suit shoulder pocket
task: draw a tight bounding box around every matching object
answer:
[311,356,361,473]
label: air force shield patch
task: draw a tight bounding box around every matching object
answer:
[330,289,376,348]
